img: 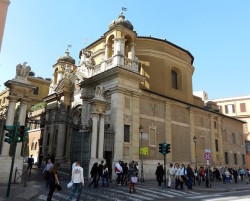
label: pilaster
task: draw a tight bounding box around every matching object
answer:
[218,117,225,165]
[55,124,66,159]
[98,113,105,159]
[165,100,172,162]
[210,115,216,165]
[189,108,195,164]
[130,92,140,161]
[1,95,18,156]
[90,113,98,159]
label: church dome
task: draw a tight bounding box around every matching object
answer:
[57,49,75,65]
[109,12,134,31]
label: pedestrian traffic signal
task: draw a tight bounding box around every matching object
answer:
[159,143,162,153]
[162,143,167,154]
[4,125,15,144]
[23,127,29,142]
[17,125,25,142]
[17,125,29,142]
[166,143,171,154]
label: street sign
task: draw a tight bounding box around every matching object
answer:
[204,152,211,160]
[140,147,148,156]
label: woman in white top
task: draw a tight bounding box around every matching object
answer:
[69,161,84,201]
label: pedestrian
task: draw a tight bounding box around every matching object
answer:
[232,168,238,183]
[186,164,194,189]
[180,164,187,189]
[239,168,244,182]
[102,163,110,187]
[128,162,137,193]
[88,162,98,188]
[122,162,129,186]
[69,161,84,201]
[225,168,230,183]
[175,163,181,190]
[97,160,104,186]
[27,155,34,174]
[115,161,123,185]
[47,163,60,201]
[43,158,53,187]
[155,163,164,186]
[220,166,226,183]
[168,163,175,188]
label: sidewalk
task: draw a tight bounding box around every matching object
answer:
[0,165,42,201]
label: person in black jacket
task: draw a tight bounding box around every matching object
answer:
[155,163,164,186]
[186,164,194,189]
[88,162,98,188]
[97,160,104,186]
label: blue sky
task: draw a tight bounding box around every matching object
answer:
[0,0,250,99]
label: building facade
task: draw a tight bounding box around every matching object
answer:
[0,0,10,53]
[42,13,246,179]
[211,95,250,169]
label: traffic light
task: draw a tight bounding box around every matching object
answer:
[166,143,171,154]
[159,143,162,153]
[17,125,25,142]
[162,143,167,154]
[4,125,15,144]
[23,127,29,142]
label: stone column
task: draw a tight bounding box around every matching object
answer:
[98,113,105,159]
[1,95,18,156]
[48,124,54,154]
[130,92,140,160]
[55,124,66,159]
[90,113,98,159]
[16,99,29,156]
[165,100,172,162]
[128,43,135,60]
[111,90,124,161]
[104,43,109,60]
[189,108,196,164]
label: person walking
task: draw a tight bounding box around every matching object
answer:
[27,155,34,174]
[88,162,98,188]
[232,168,238,183]
[69,161,84,201]
[43,158,53,187]
[168,163,175,188]
[97,160,104,186]
[186,164,194,189]
[47,163,60,201]
[115,161,123,185]
[128,162,137,193]
[102,163,110,187]
[155,163,164,186]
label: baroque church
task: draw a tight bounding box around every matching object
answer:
[41,12,246,179]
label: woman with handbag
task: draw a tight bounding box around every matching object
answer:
[47,163,60,201]
[69,161,84,201]
[128,162,137,193]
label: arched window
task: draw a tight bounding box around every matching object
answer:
[171,70,178,89]
[31,142,34,150]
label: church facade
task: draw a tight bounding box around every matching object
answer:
[42,13,246,179]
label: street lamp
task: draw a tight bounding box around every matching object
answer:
[139,125,144,182]
[193,135,198,168]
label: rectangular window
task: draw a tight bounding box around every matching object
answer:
[124,125,130,143]
[240,103,246,112]
[242,154,246,165]
[33,87,39,95]
[232,133,236,144]
[215,139,219,152]
[234,153,237,165]
[223,130,227,142]
[214,121,217,129]
[225,104,235,114]
[225,152,229,164]
[171,70,178,89]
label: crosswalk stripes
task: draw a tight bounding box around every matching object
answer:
[108,188,153,200]
[135,187,175,198]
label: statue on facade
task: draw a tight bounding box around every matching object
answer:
[94,85,105,100]
[15,62,31,81]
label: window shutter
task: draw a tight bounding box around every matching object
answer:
[232,104,235,113]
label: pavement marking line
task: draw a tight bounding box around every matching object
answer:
[108,188,152,200]
[82,190,123,201]
[38,194,60,201]
[148,187,191,196]
[136,187,175,198]
[204,196,250,201]
[53,192,69,200]
[186,194,223,199]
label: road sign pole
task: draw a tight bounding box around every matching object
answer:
[164,153,166,187]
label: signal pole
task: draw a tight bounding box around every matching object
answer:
[6,122,19,198]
